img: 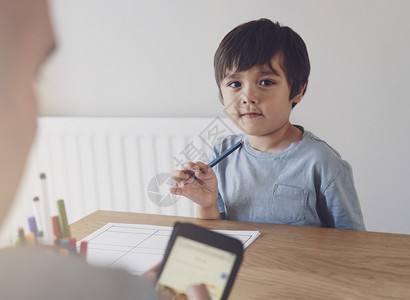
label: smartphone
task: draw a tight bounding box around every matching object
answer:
[156,222,243,300]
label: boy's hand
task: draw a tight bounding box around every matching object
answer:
[170,162,220,219]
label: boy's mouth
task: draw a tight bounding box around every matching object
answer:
[240,112,263,118]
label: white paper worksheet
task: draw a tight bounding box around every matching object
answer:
[76,223,260,276]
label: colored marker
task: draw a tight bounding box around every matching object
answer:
[52,216,62,239]
[68,238,77,254]
[61,238,76,254]
[57,199,71,238]
[36,231,44,244]
[60,238,70,248]
[32,197,45,233]
[40,173,53,244]
[27,216,38,234]
[25,232,35,246]
[18,227,26,246]
[68,237,76,247]
[79,241,88,260]
[191,140,243,180]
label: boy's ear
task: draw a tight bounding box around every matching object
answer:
[291,84,306,105]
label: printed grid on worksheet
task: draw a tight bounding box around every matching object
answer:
[77,223,259,276]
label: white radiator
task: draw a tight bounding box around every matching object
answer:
[1,117,239,240]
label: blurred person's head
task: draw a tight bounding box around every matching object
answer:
[0,0,55,224]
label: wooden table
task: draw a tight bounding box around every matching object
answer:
[71,210,410,299]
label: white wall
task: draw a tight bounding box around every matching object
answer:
[34,0,410,234]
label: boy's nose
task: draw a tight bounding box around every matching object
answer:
[241,92,257,104]
[241,86,258,104]
[242,98,256,104]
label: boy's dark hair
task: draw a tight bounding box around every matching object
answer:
[214,18,310,108]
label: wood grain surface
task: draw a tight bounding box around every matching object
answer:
[70,210,410,299]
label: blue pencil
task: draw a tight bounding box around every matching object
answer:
[208,140,243,167]
[192,140,243,179]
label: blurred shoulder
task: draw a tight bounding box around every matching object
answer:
[0,247,159,300]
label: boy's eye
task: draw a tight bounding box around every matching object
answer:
[260,79,274,86]
[228,81,241,88]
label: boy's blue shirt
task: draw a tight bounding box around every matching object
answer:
[211,128,366,230]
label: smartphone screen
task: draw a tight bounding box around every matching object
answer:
[156,235,238,300]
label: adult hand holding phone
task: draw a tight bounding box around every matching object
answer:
[143,263,211,300]
[155,222,243,300]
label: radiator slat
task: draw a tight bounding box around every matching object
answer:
[140,135,159,215]
[94,134,114,211]
[78,135,96,218]
[64,134,83,220]
[108,135,128,212]
[132,136,147,213]
[11,117,239,226]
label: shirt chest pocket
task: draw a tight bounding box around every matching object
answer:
[271,184,308,224]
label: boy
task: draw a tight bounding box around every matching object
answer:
[171,19,365,230]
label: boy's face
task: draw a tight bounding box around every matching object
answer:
[220,54,302,137]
